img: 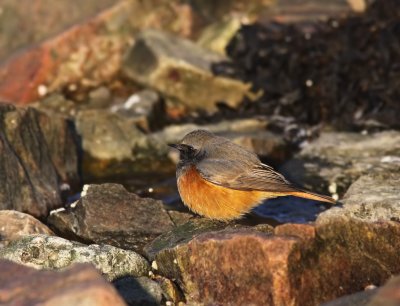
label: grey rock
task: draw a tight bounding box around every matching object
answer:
[317,170,400,225]
[0,104,75,218]
[0,210,54,248]
[48,184,174,254]
[75,109,174,180]
[113,276,164,306]
[281,131,400,197]
[123,29,252,113]
[0,234,150,281]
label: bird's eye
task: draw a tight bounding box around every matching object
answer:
[187,146,196,154]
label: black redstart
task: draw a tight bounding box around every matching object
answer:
[169,130,335,220]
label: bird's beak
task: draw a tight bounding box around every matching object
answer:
[168,143,180,150]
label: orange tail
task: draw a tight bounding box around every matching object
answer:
[286,190,336,204]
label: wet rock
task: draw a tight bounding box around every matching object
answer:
[0,234,149,281]
[0,260,126,306]
[48,184,174,253]
[113,276,164,306]
[0,210,54,248]
[111,90,165,131]
[0,104,77,218]
[75,109,174,180]
[281,131,400,197]
[123,29,252,113]
[369,275,400,306]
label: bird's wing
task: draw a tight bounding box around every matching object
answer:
[197,158,297,193]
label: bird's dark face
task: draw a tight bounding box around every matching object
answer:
[168,143,200,163]
[168,130,214,167]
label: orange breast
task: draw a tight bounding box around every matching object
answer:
[177,166,268,220]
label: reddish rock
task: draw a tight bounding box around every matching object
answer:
[0,2,129,104]
[0,260,126,305]
[155,229,302,305]
[0,0,118,62]
[0,211,54,247]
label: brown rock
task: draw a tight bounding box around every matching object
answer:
[48,184,174,253]
[0,210,54,247]
[0,105,78,218]
[0,260,126,306]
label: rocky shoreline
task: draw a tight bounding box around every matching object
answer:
[1,0,400,305]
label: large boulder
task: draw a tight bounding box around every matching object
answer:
[0,234,149,281]
[0,260,126,306]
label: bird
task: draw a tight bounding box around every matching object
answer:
[168,129,335,220]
